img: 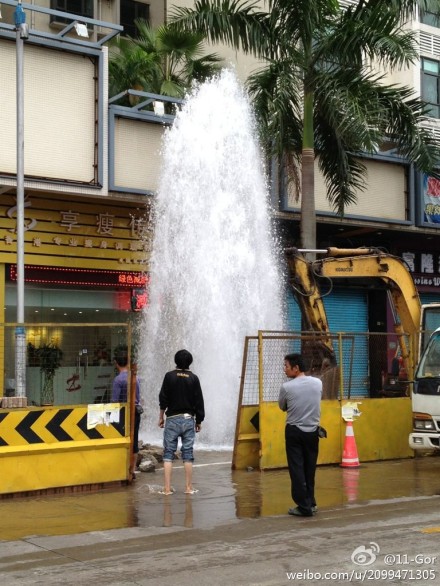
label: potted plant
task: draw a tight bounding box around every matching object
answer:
[36,341,63,405]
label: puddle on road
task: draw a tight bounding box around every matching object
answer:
[233,456,440,517]
[1,454,440,540]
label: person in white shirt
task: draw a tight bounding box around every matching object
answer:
[278,353,322,517]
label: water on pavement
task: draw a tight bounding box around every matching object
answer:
[1,451,440,541]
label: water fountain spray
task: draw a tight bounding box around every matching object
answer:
[139,69,283,448]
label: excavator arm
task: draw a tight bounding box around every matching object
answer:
[286,247,422,380]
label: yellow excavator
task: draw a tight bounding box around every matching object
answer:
[285,246,423,383]
[286,247,440,451]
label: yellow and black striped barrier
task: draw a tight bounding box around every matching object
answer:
[0,405,126,446]
[0,404,130,496]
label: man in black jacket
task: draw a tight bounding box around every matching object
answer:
[159,349,205,495]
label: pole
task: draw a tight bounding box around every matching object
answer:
[14,1,28,399]
[129,363,137,482]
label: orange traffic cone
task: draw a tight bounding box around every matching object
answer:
[340,421,360,468]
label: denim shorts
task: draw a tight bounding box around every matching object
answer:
[163,416,196,462]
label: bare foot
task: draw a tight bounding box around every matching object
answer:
[159,489,174,495]
[184,488,199,494]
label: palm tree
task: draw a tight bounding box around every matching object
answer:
[170,0,440,249]
[109,19,223,105]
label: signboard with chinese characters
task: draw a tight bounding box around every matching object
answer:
[9,265,148,288]
[422,175,440,224]
[0,193,152,271]
[402,251,440,291]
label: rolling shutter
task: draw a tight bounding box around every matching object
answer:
[286,288,302,331]
[286,287,369,398]
[323,288,369,398]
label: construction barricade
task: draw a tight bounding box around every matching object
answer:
[233,330,414,470]
[0,323,136,496]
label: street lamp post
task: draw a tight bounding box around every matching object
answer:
[14,0,28,399]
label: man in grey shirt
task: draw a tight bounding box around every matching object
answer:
[278,353,323,517]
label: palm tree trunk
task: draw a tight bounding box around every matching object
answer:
[300,88,316,250]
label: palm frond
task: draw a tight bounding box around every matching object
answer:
[170,0,273,56]
[247,61,303,155]
[374,86,440,176]
[324,1,419,70]
[109,19,223,99]
[315,116,368,215]
[169,0,440,226]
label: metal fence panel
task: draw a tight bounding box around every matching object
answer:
[238,331,415,405]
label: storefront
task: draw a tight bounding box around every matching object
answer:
[0,189,150,302]
[0,190,151,402]
[5,265,147,323]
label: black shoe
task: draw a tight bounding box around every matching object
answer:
[288,507,313,517]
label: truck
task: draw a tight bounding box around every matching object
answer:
[285,247,440,451]
[409,321,440,450]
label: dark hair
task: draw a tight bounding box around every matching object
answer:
[174,349,193,369]
[284,353,305,372]
[114,344,128,367]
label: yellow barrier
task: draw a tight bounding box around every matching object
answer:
[0,404,131,495]
[232,331,415,470]
[234,398,413,470]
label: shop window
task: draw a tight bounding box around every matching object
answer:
[120,0,150,38]
[5,285,132,324]
[420,10,440,28]
[50,0,94,24]
[422,58,440,118]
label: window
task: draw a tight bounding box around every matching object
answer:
[120,0,150,38]
[422,58,440,118]
[421,10,440,28]
[50,0,93,24]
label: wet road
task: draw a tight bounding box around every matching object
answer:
[1,451,440,540]
[1,452,440,584]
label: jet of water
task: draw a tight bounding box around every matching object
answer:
[139,69,283,448]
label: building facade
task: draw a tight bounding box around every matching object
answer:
[0,1,164,399]
[0,0,440,401]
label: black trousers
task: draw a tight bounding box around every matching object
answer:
[285,424,319,514]
[133,410,141,454]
